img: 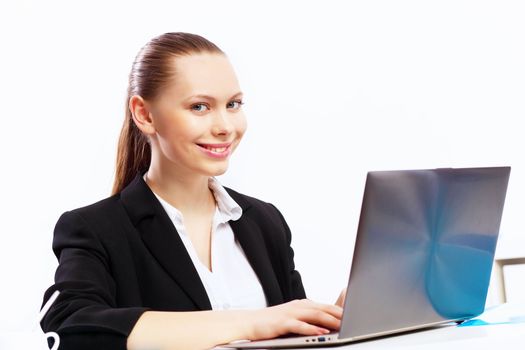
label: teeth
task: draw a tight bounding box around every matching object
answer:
[203,146,227,153]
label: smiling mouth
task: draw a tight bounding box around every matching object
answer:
[197,143,231,155]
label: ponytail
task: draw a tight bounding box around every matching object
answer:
[112,107,150,194]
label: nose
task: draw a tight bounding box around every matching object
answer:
[211,109,234,137]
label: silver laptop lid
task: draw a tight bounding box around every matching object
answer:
[340,166,511,339]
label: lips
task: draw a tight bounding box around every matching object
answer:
[196,142,232,158]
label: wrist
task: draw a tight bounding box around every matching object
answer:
[234,309,259,341]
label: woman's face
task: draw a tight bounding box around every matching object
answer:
[147,53,247,178]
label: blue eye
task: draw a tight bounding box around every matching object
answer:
[191,103,209,112]
[227,100,244,109]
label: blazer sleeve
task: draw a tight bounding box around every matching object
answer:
[40,211,149,350]
[270,204,307,301]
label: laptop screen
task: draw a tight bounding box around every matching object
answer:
[340,167,510,339]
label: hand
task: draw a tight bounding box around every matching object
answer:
[247,299,343,341]
[335,287,347,308]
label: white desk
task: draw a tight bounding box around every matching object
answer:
[330,320,524,349]
[218,303,525,349]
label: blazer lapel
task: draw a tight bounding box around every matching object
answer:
[120,173,212,310]
[227,189,285,306]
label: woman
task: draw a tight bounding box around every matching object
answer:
[41,32,344,350]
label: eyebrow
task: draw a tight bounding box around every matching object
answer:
[185,92,243,102]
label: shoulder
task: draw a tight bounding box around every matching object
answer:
[59,193,123,227]
[52,193,127,251]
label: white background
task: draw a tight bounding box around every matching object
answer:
[0,0,524,332]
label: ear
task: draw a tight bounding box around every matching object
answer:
[129,95,156,136]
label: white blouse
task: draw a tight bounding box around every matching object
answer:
[149,177,268,310]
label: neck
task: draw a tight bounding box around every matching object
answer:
[145,161,215,215]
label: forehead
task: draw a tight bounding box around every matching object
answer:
[166,53,240,99]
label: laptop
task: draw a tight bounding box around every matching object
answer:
[221,166,511,348]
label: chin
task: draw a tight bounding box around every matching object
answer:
[203,163,229,177]
[212,167,228,176]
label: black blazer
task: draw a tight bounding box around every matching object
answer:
[40,173,306,350]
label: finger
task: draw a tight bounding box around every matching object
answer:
[317,303,343,318]
[287,303,341,330]
[298,310,341,331]
[335,288,346,307]
[299,300,343,319]
[286,319,330,336]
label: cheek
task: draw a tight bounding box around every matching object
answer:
[234,114,248,138]
[159,115,198,141]
[155,118,198,157]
